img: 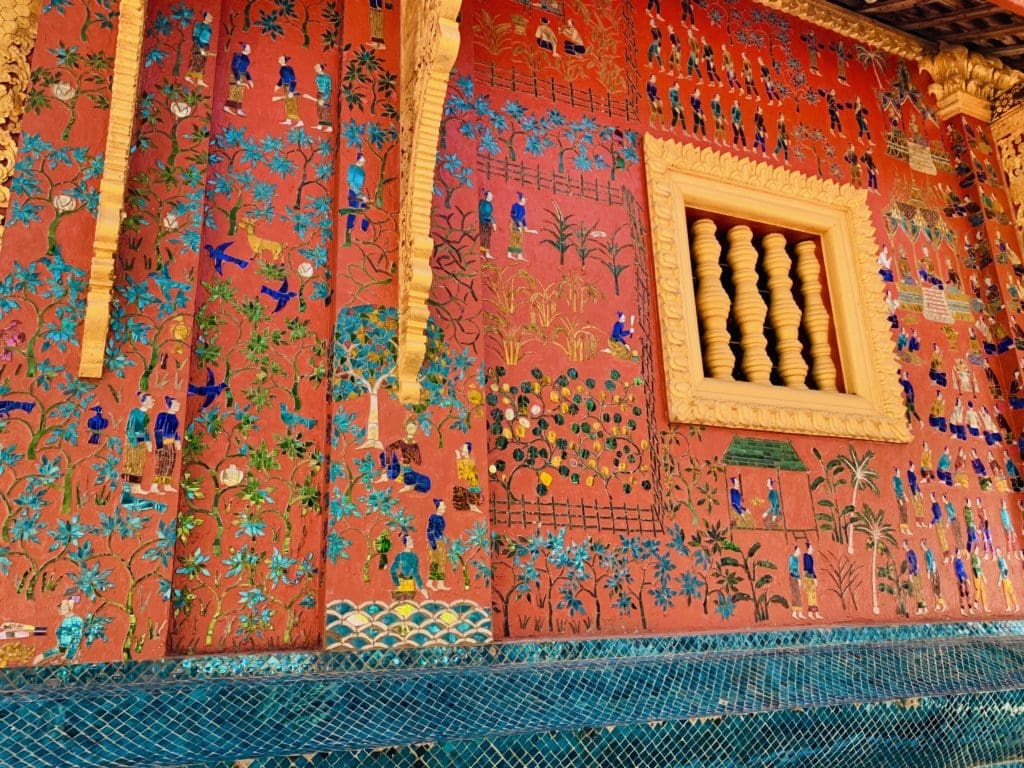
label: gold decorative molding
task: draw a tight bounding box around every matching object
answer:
[992,104,1024,249]
[919,44,1024,122]
[78,0,146,378]
[644,134,911,443]
[752,0,929,61]
[0,0,42,252]
[397,0,462,403]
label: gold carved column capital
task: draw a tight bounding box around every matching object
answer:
[919,44,1024,123]
[397,0,463,404]
[78,0,146,377]
[0,0,43,251]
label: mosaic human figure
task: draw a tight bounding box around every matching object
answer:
[368,0,388,49]
[892,466,909,535]
[453,442,482,514]
[32,597,84,665]
[690,87,707,137]
[730,100,746,147]
[789,545,804,620]
[151,396,182,495]
[773,113,789,162]
[507,192,530,261]
[426,499,450,591]
[223,43,254,117]
[764,477,782,524]
[560,19,586,55]
[647,19,663,70]
[997,549,1020,611]
[536,17,558,55]
[478,190,496,259]
[921,539,946,613]
[390,535,428,599]
[802,542,821,620]
[710,93,726,144]
[122,391,155,495]
[666,25,681,75]
[729,475,748,518]
[302,63,333,132]
[647,74,665,127]
[607,312,635,358]
[953,548,972,615]
[273,56,302,127]
[970,549,989,612]
[903,540,927,615]
[185,11,214,87]
[378,419,423,484]
[668,82,686,132]
[344,153,371,245]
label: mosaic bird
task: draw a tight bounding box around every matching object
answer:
[0,401,35,418]
[279,402,317,429]
[204,241,248,276]
[86,405,109,445]
[260,278,297,313]
[187,367,228,410]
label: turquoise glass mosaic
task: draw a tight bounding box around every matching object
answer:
[4,622,1024,767]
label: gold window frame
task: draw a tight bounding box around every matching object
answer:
[644,134,910,443]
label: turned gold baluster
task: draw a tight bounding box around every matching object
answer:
[762,232,807,388]
[691,219,734,379]
[795,239,837,391]
[726,225,772,383]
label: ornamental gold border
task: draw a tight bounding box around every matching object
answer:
[397,0,463,403]
[644,134,911,443]
[0,0,42,252]
[78,0,146,377]
[752,0,928,61]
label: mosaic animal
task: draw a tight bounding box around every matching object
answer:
[239,217,285,261]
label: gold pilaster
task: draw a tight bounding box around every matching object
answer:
[0,0,42,251]
[78,0,146,377]
[762,232,807,388]
[691,218,734,379]
[726,225,772,384]
[398,0,463,403]
[795,239,836,392]
[992,105,1024,248]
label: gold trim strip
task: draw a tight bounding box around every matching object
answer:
[397,0,463,403]
[752,0,929,61]
[78,0,146,378]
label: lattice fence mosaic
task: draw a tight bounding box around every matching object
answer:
[3,623,1024,767]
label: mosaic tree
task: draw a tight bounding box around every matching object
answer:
[486,367,649,501]
[7,135,104,257]
[27,44,113,141]
[332,305,473,450]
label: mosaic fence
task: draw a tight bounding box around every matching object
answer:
[3,623,1024,767]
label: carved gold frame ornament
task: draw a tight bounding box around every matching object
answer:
[78,0,146,377]
[397,0,463,403]
[0,0,43,252]
[644,135,911,443]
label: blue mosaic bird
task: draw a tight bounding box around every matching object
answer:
[86,405,109,444]
[279,402,317,429]
[204,241,248,276]
[0,400,35,418]
[260,278,297,312]
[188,367,228,410]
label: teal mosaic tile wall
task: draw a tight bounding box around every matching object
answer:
[4,623,1024,767]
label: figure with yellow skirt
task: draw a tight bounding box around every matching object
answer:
[390,535,428,600]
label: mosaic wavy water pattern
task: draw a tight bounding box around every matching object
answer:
[325,599,492,650]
